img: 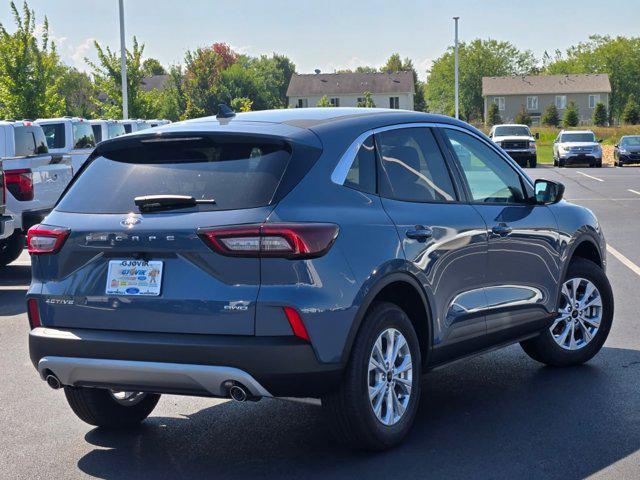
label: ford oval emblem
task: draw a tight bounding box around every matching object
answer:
[121,216,142,228]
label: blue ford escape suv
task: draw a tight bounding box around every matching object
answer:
[27,108,613,450]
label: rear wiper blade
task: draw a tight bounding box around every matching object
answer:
[134,195,216,212]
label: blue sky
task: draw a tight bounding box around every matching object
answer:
[2,0,639,80]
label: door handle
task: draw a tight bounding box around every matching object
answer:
[491,223,513,236]
[406,226,433,241]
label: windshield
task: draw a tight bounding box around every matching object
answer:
[57,135,292,214]
[621,136,640,147]
[561,132,596,143]
[493,126,531,137]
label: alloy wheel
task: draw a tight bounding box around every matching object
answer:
[368,328,413,426]
[550,277,602,350]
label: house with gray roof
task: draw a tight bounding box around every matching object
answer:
[286,71,415,110]
[482,74,611,125]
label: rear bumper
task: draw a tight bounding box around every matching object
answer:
[29,327,342,398]
[0,215,15,240]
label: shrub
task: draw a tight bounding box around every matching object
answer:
[486,102,501,126]
[622,94,640,125]
[356,91,376,108]
[230,97,252,112]
[563,101,579,127]
[514,105,531,126]
[542,104,560,127]
[316,95,331,107]
[592,102,608,126]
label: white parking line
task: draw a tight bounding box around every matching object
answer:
[576,171,604,182]
[607,245,640,277]
[628,189,640,196]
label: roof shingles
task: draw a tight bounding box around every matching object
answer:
[482,74,611,96]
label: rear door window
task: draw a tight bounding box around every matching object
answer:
[13,126,48,156]
[377,127,456,203]
[344,136,376,194]
[91,125,102,143]
[57,135,292,214]
[72,122,96,149]
[41,122,66,149]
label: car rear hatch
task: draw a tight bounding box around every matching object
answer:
[31,125,322,336]
[0,160,5,216]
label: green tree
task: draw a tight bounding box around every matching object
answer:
[182,42,237,118]
[425,39,536,121]
[57,67,96,117]
[544,35,640,121]
[316,95,331,107]
[0,1,64,119]
[356,91,376,108]
[381,53,427,111]
[621,94,640,124]
[86,36,151,118]
[231,97,252,112]
[592,102,608,126]
[541,103,560,127]
[514,105,531,125]
[563,101,580,127]
[486,102,501,126]
[142,58,166,76]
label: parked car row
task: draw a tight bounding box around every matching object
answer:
[0,117,170,266]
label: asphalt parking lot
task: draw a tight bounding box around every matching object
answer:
[2,166,640,480]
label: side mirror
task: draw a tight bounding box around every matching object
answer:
[614,144,619,148]
[534,179,565,205]
[535,132,540,140]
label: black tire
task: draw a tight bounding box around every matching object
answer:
[553,156,558,167]
[558,158,566,168]
[596,160,602,168]
[64,386,160,428]
[529,156,537,168]
[0,232,24,266]
[521,258,613,366]
[322,301,422,451]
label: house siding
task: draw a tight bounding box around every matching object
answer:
[486,92,609,125]
[288,93,414,110]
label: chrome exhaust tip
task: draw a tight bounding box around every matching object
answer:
[45,374,61,390]
[229,385,248,402]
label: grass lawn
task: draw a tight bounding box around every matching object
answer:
[536,144,554,164]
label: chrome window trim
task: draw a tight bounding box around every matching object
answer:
[330,122,533,188]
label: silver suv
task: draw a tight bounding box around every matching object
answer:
[553,130,602,168]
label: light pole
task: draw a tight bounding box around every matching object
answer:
[453,16,459,120]
[119,0,128,119]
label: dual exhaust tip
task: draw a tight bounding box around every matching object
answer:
[45,373,256,402]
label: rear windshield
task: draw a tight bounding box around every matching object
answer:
[72,122,96,149]
[56,135,291,214]
[108,123,126,139]
[561,132,596,143]
[41,122,65,149]
[13,125,48,156]
[91,124,102,143]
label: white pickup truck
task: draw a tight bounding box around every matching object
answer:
[35,117,96,173]
[0,121,73,266]
[121,119,151,134]
[0,160,14,244]
[89,119,126,144]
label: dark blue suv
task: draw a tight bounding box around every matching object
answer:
[27,108,613,450]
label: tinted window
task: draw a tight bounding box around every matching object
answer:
[377,128,456,203]
[621,136,640,147]
[443,128,526,204]
[107,123,126,139]
[72,122,95,149]
[123,124,132,133]
[13,126,48,156]
[91,125,102,143]
[41,122,66,149]
[344,136,376,194]
[57,135,292,214]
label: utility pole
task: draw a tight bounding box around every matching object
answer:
[453,16,459,120]
[119,0,128,119]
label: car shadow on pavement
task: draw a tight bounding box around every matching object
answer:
[0,265,30,316]
[77,345,640,480]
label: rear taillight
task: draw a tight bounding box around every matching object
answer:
[199,223,339,259]
[4,168,33,201]
[27,224,70,254]
[27,298,41,329]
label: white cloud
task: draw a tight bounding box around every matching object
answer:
[68,37,95,71]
